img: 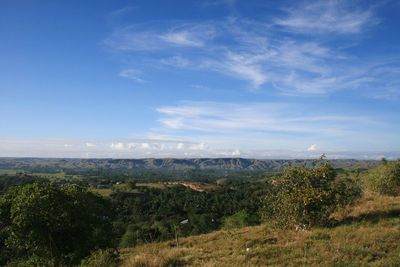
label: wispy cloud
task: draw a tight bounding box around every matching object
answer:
[149,100,400,154]
[103,1,398,97]
[104,28,162,51]
[161,24,216,47]
[104,23,216,51]
[156,101,371,135]
[119,69,145,83]
[160,55,191,68]
[201,51,268,87]
[275,0,376,34]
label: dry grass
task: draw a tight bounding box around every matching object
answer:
[332,192,400,221]
[120,194,400,267]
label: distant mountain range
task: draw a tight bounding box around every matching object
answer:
[0,157,380,172]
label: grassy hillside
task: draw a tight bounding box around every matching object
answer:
[120,193,400,267]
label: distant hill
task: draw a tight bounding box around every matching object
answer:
[0,157,379,172]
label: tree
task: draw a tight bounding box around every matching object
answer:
[262,162,361,229]
[0,183,114,266]
[366,160,400,196]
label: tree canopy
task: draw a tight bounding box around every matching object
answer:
[0,183,114,266]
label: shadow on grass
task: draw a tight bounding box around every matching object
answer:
[329,208,400,228]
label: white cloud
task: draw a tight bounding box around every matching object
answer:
[160,55,190,68]
[160,24,216,47]
[156,101,369,135]
[232,149,241,156]
[103,3,400,97]
[176,143,184,149]
[127,143,137,150]
[119,69,145,83]
[1,138,399,159]
[85,142,95,147]
[141,143,150,149]
[104,23,216,51]
[189,143,207,150]
[111,142,124,150]
[202,51,268,88]
[159,118,184,129]
[307,144,318,151]
[161,31,204,47]
[275,0,375,34]
[104,29,162,51]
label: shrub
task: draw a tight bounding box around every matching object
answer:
[262,162,362,228]
[223,210,253,230]
[333,176,363,208]
[365,160,400,196]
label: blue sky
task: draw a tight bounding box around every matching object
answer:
[1,0,400,159]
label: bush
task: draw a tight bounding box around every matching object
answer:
[262,162,362,229]
[333,176,363,208]
[365,160,400,196]
[223,211,253,230]
[80,249,119,267]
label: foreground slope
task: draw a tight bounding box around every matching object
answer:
[120,194,400,267]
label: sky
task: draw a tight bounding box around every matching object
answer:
[1,0,400,159]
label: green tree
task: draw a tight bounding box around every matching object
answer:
[262,162,361,229]
[0,183,114,266]
[366,160,400,196]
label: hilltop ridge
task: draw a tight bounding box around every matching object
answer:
[0,157,378,172]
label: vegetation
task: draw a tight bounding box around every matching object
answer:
[120,193,400,267]
[365,159,400,196]
[80,249,119,267]
[112,181,268,247]
[0,173,45,194]
[0,183,114,266]
[0,159,398,266]
[223,210,255,230]
[262,162,362,228]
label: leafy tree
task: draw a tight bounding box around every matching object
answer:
[262,162,361,229]
[0,183,114,266]
[0,174,45,195]
[366,160,400,196]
